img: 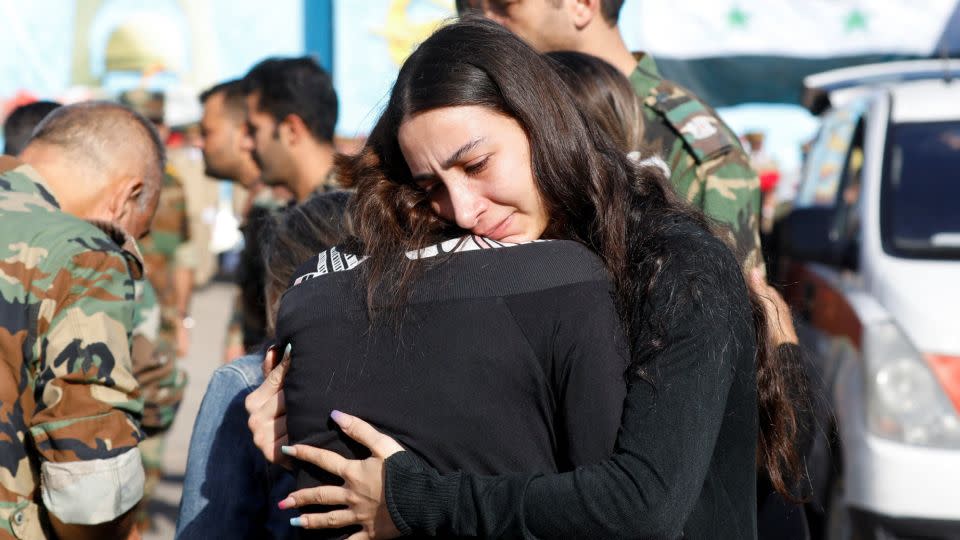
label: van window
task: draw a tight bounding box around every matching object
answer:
[882,120,960,259]
[795,101,869,209]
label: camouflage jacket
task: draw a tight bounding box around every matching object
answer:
[138,164,195,348]
[630,53,763,270]
[131,279,186,434]
[0,157,144,538]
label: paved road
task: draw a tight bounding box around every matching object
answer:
[145,282,235,540]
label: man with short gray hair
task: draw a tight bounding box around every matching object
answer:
[0,101,163,538]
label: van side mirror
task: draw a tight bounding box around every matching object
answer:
[779,207,857,269]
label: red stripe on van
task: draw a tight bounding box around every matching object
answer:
[926,354,960,414]
[784,264,863,350]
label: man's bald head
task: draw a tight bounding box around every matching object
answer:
[28,101,165,203]
[21,101,166,238]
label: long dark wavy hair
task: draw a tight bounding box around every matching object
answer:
[547,51,645,154]
[336,16,805,499]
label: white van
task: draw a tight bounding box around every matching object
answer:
[778,60,960,539]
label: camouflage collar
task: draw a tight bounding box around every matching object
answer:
[1,157,144,278]
[629,52,663,98]
[0,156,61,209]
[85,219,146,280]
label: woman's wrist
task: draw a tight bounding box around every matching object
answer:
[384,451,460,537]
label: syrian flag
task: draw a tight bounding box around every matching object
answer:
[620,0,960,106]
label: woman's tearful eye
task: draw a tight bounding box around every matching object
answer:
[463,156,490,176]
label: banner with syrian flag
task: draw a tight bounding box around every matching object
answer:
[619,0,960,106]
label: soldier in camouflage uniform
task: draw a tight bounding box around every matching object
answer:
[457,0,763,270]
[0,102,164,539]
[131,279,187,447]
[138,164,195,358]
[135,162,193,526]
[629,54,763,269]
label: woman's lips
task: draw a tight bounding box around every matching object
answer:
[481,213,514,240]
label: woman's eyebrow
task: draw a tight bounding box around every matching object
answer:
[442,137,485,168]
[411,138,486,182]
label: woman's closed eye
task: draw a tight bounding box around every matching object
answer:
[463,155,490,176]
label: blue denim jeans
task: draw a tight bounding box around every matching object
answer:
[176,354,295,539]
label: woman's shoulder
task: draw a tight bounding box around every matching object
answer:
[660,218,741,276]
[439,237,611,289]
[483,238,607,273]
[639,217,748,313]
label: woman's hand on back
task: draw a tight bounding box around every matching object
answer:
[245,344,292,467]
[278,411,405,539]
[750,269,799,346]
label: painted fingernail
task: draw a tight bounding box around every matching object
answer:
[330,409,348,426]
[278,497,294,510]
[281,445,295,456]
[283,343,293,359]
[290,517,305,527]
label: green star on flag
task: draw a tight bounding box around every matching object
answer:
[728,6,749,28]
[845,9,868,32]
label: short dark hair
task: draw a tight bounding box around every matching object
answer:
[199,79,248,121]
[242,57,338,143]
[599,0,624,24]
[454,0,478,14]
[455,0,623,25]
[3,101,62,155]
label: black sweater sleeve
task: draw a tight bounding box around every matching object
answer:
[384,230,757,539]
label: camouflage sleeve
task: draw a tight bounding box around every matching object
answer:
[642,79,765,272]
[673,149,765,271]
[30,239,144,524]
[146,173,195,271]
[133,279,161,343]
[170,186,196,271]
[132,280,187,433]
[174,240,198,270]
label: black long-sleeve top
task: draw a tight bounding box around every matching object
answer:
[383,221,759,539]
[276,238,629,539]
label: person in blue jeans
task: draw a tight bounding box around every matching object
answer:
[177,192,352,539]
[177,352,296,539]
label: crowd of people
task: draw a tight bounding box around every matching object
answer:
[1,1,813,539]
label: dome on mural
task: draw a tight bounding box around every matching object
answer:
[105,13,185,73]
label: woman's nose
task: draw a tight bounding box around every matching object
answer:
[447,183,486,231]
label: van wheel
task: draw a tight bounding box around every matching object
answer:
[825,475,859,540]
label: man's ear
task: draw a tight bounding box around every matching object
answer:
[111,175,145,222]
[281,114,308,146]
[569,0,600,30]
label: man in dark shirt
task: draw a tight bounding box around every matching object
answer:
[199,79,291,359]
[241,57,340,203]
